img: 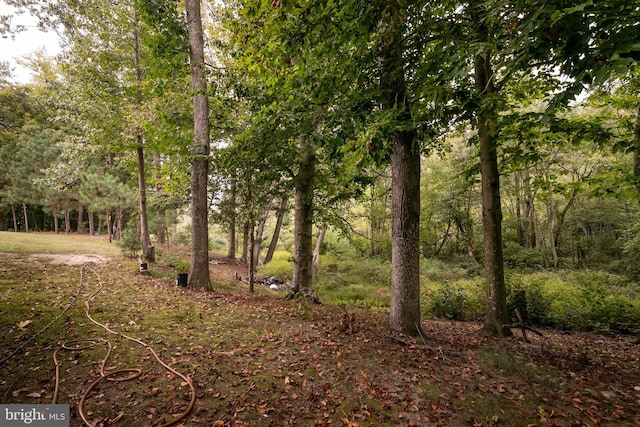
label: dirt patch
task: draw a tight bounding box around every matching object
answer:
[208,252,248,284]
[29,253,110,266]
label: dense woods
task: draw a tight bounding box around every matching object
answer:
[1,0,640,336]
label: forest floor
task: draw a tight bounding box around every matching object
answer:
[1,237,640,426]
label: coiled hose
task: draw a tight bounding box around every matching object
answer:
[52,264,196,427]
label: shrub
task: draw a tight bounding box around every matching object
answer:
[508,271,640,334]
[164,255,189,273]
[503,241,543,270]
[420,258,471,282]
[506,278,551,325]
[314,254,391,309]
[258,250,293,280]
[429,285,468,320]
[118,226,140,258]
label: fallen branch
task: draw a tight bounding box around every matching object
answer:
[504,309,544,343]
[387,334,448,360]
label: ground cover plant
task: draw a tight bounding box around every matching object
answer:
[1,232,640,426]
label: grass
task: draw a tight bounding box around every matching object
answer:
[1,233,640,426]
[0,231,121,256]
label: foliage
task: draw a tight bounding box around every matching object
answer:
[258,250,293,281]
[619,220,640,277]
[428,285,469,321]
[163,254,190,273]
[316,254,391,310]
[118,225,140,258]
[504,271,640,334]
[503,242,544,270]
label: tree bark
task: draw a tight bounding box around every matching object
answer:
[634,108,640,207]
[241,220,249,264]
[115,205,124,240]
[249,222,255,293]
[22,203,29,233]
[472,2,511,337]
[252,208,269,268]
[547,198,559,270]
[380,1,422,337]
[64,209,70,234]
[186,0,211,288]
[137,144,154,260]
[312,226,327,280]
[88,209,95,236]
[106,209,112,243]
[11,204,17,232]
[227,179,237,259]
[515,170,524,246]
[264,197,288,264]
[77,205,84,233]
[154,154,166,245]
[292,134,316,298]
[370,180,377,257]
[133,11,154,262]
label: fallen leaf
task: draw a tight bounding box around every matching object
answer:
[17,320,32,329]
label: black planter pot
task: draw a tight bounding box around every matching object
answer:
[176,273,188,287]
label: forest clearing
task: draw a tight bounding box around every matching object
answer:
[1,232,640,426]
[2,1,640,425]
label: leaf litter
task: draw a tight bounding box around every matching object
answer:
[0,252,639,426]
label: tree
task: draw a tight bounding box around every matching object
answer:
[292,131,317,298]
[186,0,211,289]
[379,0,422,336]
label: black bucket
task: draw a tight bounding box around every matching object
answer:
[176,273,188,287]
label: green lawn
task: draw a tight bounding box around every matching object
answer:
[0,231,121,256]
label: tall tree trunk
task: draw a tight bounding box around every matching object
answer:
[77,205,85,233]
[228,222,236,259]
[464,196,476,262]
[380,1,422,337]
[370,180,376,257]
[53,211,59,234]
[252,209,269,268]
[312,226,327,280]
[227,179,237,259]
[292,134,316,299]
[65,209,70,234]
[472,3,510,337]
[154,154,166,245]
[249,222,255,293]
[186,0,211,289]
[133,12,154,262]
[515,170,524,246]
[115,205,124,241]
[523,170,537,249]
[88,209,94,236]
[11,204,17,232]
[264,197,288,264]
[547,198,559,270]
[106,209,112,243]
[137,145,154,260]
[241,220,249,263]
[634,108,640,207]
[22,204,29,233]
